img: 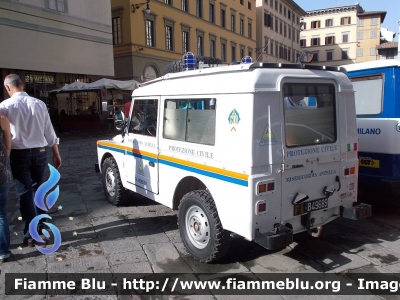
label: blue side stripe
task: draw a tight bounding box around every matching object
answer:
[99,144,248,187]
[126,151,157,163]
[159,159,248,187]
[99,145,125,154]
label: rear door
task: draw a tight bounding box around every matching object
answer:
[280,80,341,222]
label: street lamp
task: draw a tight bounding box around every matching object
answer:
[132,0,151,14]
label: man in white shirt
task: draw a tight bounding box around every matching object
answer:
[284,95,307,108]
[1,74,62,246]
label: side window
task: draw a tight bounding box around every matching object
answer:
[350,74,383,115]
[163,98,216,145]
[128,99,158,137]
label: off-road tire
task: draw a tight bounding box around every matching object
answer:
[101,157,130,206]
[178,190,230,263]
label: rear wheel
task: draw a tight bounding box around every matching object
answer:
[178,190,230,263]
[101,157,130,206]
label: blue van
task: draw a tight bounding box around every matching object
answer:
[343,60,400,194]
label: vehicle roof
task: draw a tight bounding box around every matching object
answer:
[342,59,400,72]
[133,63,351,97]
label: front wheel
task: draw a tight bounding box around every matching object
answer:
[101,157,130,206]
[178,190,230,263]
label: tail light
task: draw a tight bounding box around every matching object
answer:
[257,181,275,195]
[344,166,356,177]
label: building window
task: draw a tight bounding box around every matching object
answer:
[165,0,172,5]
[341,17,351,25]
[196,0,203,18]
[327,51,333,61]
[275,19,278,32]
[300,39,306,47]
[357,32,363,40]
[231,14,235,32]
[357,48,363,57]
[146,19,155,47]
[221,42,226,62]
[370,47,376,56]
[248,22,252,38]
[371,17,377,25]
[165,26,173,50]
[313,52,319,62]
[240,0,244,4]
[112,17,122,45]
[197,35,203,56]
[240,18,244,35]
[342,33,349,43]
[342,49,349,59]
[358,19,364,26]
[288,10,291,20]
[49,0,65,12]
[284,6,286,17]
[325,19,333,27]
[248,50,252,57]
[182,31,189,53]
[182,0,188,12]
[270,0,273,8]
[370,31,377,39]
[279,22,282,34]
[302,22,306,30]
[311,21,320,28]
[288,26,291,38]
[209,3,215,23]
[231,45,236,61]
[279,3,282,13]
[284,24,286,37]
[248,1,251,10]
[270,41,274,56]
[311,37,320,46]
[325,36,335,45]
[210,39,216,57]
[240,48,244,59]
[264,13,273,27]
[275,0,278,11]
[221,9,226,27]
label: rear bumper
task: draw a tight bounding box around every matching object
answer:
[95,163,100,173]
[340,203,372,220]
[254,224,293,250]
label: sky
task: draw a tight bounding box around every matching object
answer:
[294,0,399,41]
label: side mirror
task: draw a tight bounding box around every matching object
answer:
[114,111,126,132]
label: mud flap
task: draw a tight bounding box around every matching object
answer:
[254,224,293,250]
[340,203,372,220]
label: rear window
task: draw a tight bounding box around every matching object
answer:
[283,83,336,148]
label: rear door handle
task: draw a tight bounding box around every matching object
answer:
[149,162,155,167]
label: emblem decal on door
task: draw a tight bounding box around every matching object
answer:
[260,124,277,146]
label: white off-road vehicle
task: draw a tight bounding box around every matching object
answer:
[96,54,371,263]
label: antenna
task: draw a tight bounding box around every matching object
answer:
[256,31,277,62]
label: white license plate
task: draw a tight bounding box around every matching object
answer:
[293,198,329,216]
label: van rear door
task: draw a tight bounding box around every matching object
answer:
[280,81,341,224]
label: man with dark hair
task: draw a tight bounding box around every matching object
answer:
[1,74,62,246]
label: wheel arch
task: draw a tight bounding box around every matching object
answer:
[172,176,208,210]
[100,152,114,169]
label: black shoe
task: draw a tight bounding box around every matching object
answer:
[23,238,35,247]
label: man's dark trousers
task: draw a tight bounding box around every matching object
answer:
[10,148,47,238]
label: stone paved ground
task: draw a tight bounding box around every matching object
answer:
[0,132,399,299]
